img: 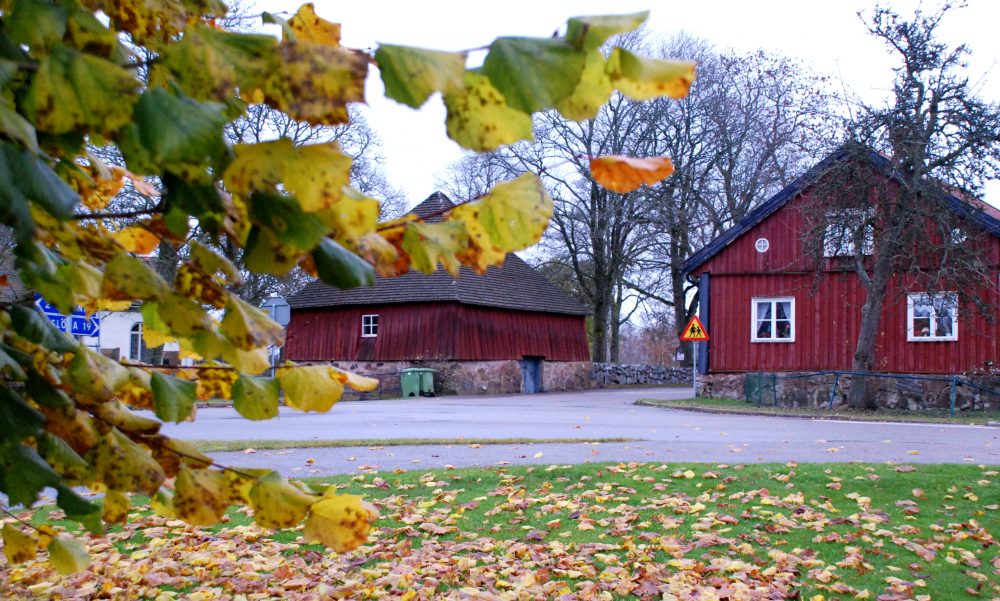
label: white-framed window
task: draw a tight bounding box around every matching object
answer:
[823,210,873,257]
[361,314,379,338]
[907,293,957,341]
[129,322,145,361]
[751,297,795,342]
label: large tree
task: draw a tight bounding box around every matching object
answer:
[806,3,1000,409]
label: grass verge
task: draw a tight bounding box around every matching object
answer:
[639,396,1000,425]
[5,462,997,600]
[192,437,640,453]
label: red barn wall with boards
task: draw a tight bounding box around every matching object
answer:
[683,148,1000,375]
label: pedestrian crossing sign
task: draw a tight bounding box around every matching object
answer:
[680,316,709,341]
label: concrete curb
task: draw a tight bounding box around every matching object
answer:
[634,400,1000,426]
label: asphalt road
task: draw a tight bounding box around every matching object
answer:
[155,387,1000,476]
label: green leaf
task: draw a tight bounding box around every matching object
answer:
[376,45,466,109]
[277,365,344,413]
[37,432,89,483]
[606,47,696,101]
[7,0,68,52]
[125,87,228,180]
[0,444,60,507]
[150,372,196,423]
[0,387,44,446]
[160,24,276,102]
[101,253,168,301]
[24,44,139,135]
[232,376,280,421]
[24,374,71,410]
[10,305,76,352]
[91,429,165,496]
[443,72,533,152]
[565,12,648,52]
[311,238,375,289]
[56,484,102,535]
[65,347,129,403]
[154,292,213,339]
[0,143,79,220]
[0,344,26,380]
[402,221,466,276]
[48,537,90,575]
[173,466,229,526]
[481,38,585,114]
[2,524,39,564]
[249,471,315,529]
[0,105,39,154]
[555,49,614,121]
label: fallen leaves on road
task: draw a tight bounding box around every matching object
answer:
[1,462,996,600]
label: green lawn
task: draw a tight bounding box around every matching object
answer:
[2,462,997,599]
[641,396,1000,425]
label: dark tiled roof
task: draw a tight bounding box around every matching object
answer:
[288,193,591,316]
[681,145,1000,276]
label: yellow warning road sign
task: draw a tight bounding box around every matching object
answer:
[680,316,709,341]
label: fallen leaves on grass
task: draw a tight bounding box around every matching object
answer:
[1,462,996,600]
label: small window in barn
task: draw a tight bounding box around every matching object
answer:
[823,210,873,257]
[751,297,795,343]
[361,314,379,338]
[130,322,145,361]
[907,293,957,342]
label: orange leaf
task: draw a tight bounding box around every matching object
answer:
[590,155,674,193]
[116,225,161,254]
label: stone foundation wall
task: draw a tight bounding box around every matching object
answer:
[591,363,690,386]
[316,360,684,397]
[699,372,997,411]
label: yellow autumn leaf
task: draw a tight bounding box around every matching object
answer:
[261,42,367,126]
[449,174,553,273]
[555,49,613,121]
[101,253,168,301]
[195,366,237,401]
[220,296,285,350]
[315,185,380,244]
[444,72,533,152]
[102,490,130,525]
[150,488,176,518]
[222,346,272,375]
[277,365,344,412]
[303,494,378,552]
[47,537,90,575]
[91,429,166,495]
[224,468,274,505]
[115,225,160,255]
[249,472,317,529]
[590,155,675,194]
[224,139,352,213]
[607,48,696,101]
[401,221,467,276]
[288,3,341,46]
[2,524,39,564]
[328,366,379,393]
[174,466,230,526]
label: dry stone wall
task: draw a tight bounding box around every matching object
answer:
[320,360,686,397]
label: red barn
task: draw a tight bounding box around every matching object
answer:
[285,193,591,394]
[682,147,1000,403]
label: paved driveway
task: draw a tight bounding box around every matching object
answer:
[155,387,1000,476]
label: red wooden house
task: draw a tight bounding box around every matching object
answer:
[682,147,1000,383]
[285,193,591,394]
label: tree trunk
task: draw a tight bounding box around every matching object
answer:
[591,291,609,362]
[847,246,894,410]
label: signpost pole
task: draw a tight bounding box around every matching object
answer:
[692,341,697,398]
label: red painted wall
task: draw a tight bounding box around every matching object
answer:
[692,192,1000,374]
[286,302,590,362]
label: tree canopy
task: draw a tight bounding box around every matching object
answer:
[0,0,693,570]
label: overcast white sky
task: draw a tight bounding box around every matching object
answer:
[259,0,1000,207]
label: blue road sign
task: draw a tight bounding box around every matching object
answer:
[70,315,100,337]
[34,293,98,336]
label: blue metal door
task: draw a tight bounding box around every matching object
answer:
[519,357,543,393]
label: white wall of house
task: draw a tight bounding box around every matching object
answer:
[94,310,182,364]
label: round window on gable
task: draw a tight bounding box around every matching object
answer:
[755,238,770,253]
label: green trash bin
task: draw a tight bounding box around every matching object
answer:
[400,369,421,397]
[401,368,435,397]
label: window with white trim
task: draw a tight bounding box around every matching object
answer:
[129,322,145,361]
[823,210,873,257]
[361,314,379,338]
[907,293,957,341]
[751,297,795,342]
